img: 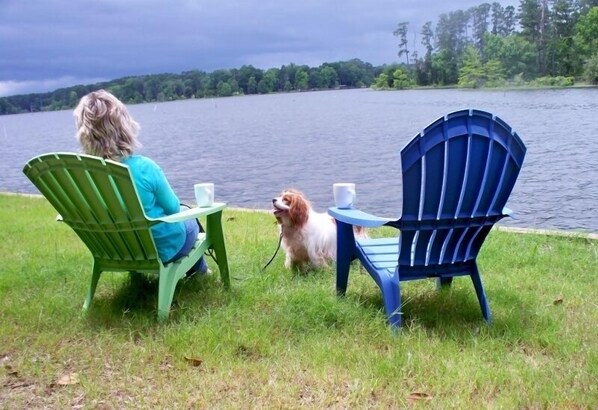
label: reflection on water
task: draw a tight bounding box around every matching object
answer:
[2,87,597,232]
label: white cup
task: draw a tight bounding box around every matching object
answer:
[194,183,214,207]
[333,183,356,209]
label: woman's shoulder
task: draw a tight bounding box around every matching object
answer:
[124,154,159,167]
[123,154,164,174]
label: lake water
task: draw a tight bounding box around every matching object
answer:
[1,88,597,233]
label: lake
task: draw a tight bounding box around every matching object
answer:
[1,88,597,233]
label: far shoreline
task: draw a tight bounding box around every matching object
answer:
[4,191,596,240]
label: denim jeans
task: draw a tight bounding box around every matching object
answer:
[166,219,208,273]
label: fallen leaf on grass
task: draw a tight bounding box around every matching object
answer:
[184,356,203,367]
[56,372,79,386]
[407,391,432,402]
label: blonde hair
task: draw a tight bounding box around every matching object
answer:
[74,89,140,161]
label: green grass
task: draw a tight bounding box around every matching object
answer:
[1,193,597,408]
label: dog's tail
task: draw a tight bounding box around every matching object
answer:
[353,225,368,238]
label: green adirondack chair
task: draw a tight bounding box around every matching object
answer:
[23,152,230,321]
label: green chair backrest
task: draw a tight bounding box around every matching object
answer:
[23,153,160,270]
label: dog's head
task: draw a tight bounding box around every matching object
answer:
[272,189,311,227]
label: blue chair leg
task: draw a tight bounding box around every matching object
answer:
[436,277,453,289]
[470,263,492,324]
[335,221,355,296]
[381,274,403,328]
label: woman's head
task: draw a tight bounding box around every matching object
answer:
[74,89,140,160]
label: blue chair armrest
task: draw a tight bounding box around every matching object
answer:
[328,207,396,228]
[502,207,518,219]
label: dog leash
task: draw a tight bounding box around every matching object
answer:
[261,231,282,272]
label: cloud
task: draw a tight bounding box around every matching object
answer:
[0,76,108,97]
[0,0,519,97]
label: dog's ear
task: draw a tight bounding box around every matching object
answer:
[288,193,309,227]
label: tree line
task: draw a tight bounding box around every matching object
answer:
[0,60,377,115]
[378,0,598,89]
[2,1,597,115]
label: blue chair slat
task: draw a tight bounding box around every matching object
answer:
[329,109,526,328]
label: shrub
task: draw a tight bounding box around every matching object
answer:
[530,76,575,87]
[583,53,598,85]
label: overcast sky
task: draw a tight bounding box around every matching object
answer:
[0,0,519,97]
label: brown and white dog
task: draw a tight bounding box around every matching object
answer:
[272,189,367,271]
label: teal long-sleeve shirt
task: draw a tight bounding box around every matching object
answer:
[122,155,185,262]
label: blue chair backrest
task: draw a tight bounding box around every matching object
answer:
[398,109,526,268]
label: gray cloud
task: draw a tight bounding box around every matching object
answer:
[0,0,519,96]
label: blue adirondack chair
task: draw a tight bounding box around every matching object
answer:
[328,109,526,328]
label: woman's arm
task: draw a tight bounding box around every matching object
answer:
[151,164,181,215]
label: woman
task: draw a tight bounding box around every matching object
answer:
[73,89,209,275]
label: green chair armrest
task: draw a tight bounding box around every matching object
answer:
[149,202,227,224]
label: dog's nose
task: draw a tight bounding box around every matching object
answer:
[272,198,277,204]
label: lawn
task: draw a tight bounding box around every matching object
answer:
[1,193,597,408]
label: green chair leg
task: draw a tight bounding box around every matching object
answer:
[207,211,230,289]
[157,266,180,321]
[83,262,102,311]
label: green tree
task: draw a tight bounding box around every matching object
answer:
[216,81,233,97]
[435,10,470,84]
[121,77,144,103]
[280,64,299,89]
[518,0,550,75]
[329,59,371,87]
[199,76,213,97]
[393,22,410,64]
[0,98,19,115]
[392,68,414,89]
[484,33,537,79]
[308,69,324,89]
[470,3,491,55]
[257,69,277,94]
[416,21,435,85]
[431,49,457,85]
[548,0,580,76]
[237,65,262,94]
[143,77,161,101]
[421,21,434,58]
[68,90,79,106]
[491,2,504,35]
[229,78,240,95]
[574,6,598,58]
[484,59,506,86]
[583,53,598,83]
[295,70,309,90]
[372,73,390,89]
[458,46,485,88]
[320,65,339,88]
[247,76,258,94]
